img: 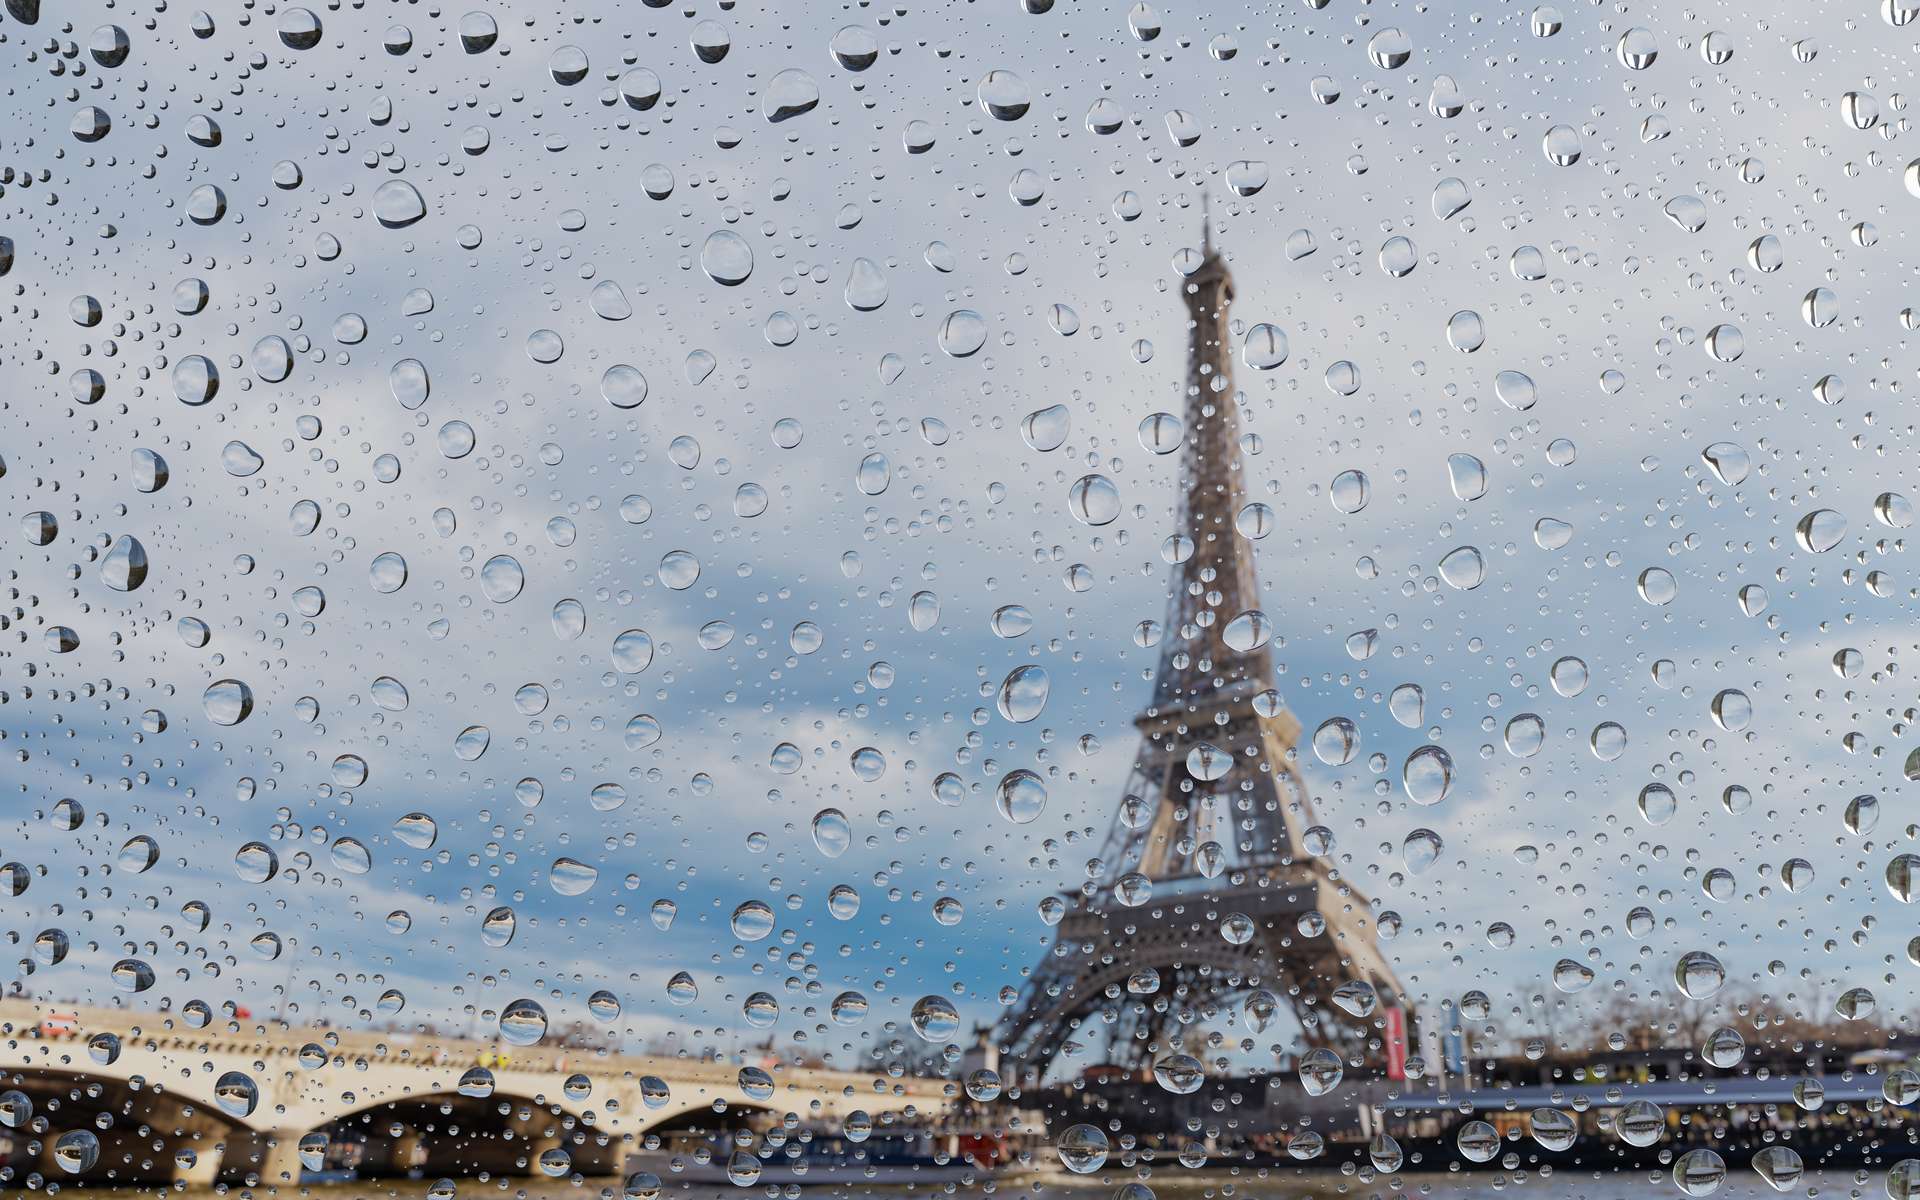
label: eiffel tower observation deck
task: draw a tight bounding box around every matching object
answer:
[996,214,1407,1085]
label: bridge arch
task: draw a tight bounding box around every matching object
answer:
[307,1086,630,1179]
[0,1063,255,1186]
[0,1050,267,1131]
[302,1086,786,1179]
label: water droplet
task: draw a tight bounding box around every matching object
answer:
[996,770,1047,823]
[1068,474,1121,525]
[1050,1124,1110,1174]
[1795,508,1847,553]
[1226,159,1268,196]
[1313,717,1358,765]
[939,309,988,357]
[996,665,1050,723]
[731,900,776,941]
[480,554,524,603]
[369,551,409,593]
[1675,950,1726,998]
[549,858,598,896]
[1637,567,1677,605]
[977,70,1031,120]
[173,355,219,405]
[1222,609,1272,653]
[53,1131,100,1175]
[611,629,654,673]
[1673,1149,1727,1197]
[1617,27,1658,68]
[1750,1147,1802,1192]
[1445,453,1488,501]
[1298,1047,1344,1096]
[1541,123,1582,165]
[762,68,820,122]
[1329,469,1369,513]
[811,809,851,857]
[204,679,254,725]
[1403,829,1443,873]
[909,994,960,1041]
[497,998,548,1046]
[1438,545,1485,589]
[372,179,426,228]
[277,7,323,48]
[101,535,148,591]
[1846,794,1880,835]
[830,26,880,70]
[1021,404,1071,451]
[844,257,889,311]
[1366,27,1412,69]
[701,230,754,285]
[1243,323,1288,369]
[1402,745,1452,804]
[690,20,731,62]
[1493,369,1538,410]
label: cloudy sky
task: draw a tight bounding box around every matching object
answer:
[2,0,1917,1084]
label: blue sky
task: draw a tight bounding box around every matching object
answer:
[2,0,1917,1077]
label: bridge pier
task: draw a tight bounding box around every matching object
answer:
[528,1130,566,1176]
[171,1146,221,1186]
[568,1131,629,1178]
[170,1112,232,1186]
[525,1128,624,1178]
[400,1128,554,1178]
[223,1128,307,1189]
[389,1130,426,1174]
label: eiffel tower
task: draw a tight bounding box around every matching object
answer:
[996,212,1407,1084]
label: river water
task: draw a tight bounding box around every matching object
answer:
[47,1171,1866,1200]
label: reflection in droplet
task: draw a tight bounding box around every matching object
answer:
[1402,745,1452,805]
[939,309,988,357]
[996,665,1050,723]
[204,679,254,725]
[1312,718,1357,765]
[762,68,820,122]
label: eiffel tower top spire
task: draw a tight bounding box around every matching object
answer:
[1149,211,1272,714]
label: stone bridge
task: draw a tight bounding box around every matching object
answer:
[0,1000,950,1188]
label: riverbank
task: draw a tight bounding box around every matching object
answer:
[38,1168,1873,1200]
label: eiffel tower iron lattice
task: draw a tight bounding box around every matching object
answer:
[995,222,1408,1084]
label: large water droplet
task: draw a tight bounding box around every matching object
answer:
[204,679,254,725]
[372,179,426,228]
[996,664,1050,723]
[762,68,820,122]
[101,535,148,591]
[1402,745,1452,804]
[701,230,754,286]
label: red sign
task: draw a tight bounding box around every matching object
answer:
[38,1013,78,1036]
[1383,1006,1407,1080]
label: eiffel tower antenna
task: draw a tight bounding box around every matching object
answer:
[995,230,1408,1086]
[1200,189,1213,257]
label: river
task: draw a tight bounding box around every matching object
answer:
[43,1170,1863,1200]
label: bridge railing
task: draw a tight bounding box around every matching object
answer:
[0,999,949,1100]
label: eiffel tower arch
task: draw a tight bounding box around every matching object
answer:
[996,214,1409,1086]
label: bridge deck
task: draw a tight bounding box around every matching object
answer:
[1384,1075,1883,1112]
